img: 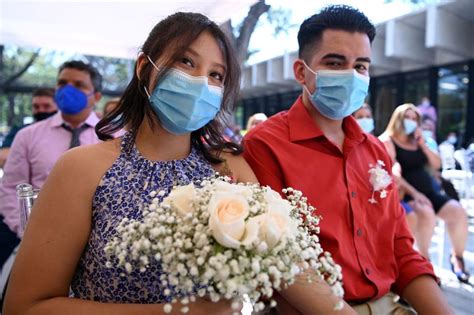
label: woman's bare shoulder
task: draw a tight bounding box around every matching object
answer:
[53,138,122,182]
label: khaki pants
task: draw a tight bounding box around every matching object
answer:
[351,293,416,315]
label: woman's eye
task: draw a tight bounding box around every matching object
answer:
[210,72,223,82]
[181,57,193,67]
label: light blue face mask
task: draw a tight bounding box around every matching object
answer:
[145,56,223,135]
[304,63,370,120]
[403,119,418,135]
[356,118,374,133]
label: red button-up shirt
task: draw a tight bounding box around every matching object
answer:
[242,96,435,303]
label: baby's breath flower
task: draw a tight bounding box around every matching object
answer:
[104,177,344,314]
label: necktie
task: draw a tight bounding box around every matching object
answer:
[62,123,90,148]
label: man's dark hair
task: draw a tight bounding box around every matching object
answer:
[32,87,55,98]
[58,60,103,92]
[298,5,376,61]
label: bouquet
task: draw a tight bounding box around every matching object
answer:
[104,177,343,313]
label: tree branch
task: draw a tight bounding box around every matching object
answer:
[235,0,270,64]
[2,49,41,87]
[220,20,236,50]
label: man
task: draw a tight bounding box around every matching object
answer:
[243,5,452,314]
[0,60,103,268]
[0,88,58,168]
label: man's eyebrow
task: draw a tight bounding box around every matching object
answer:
[321,53,346,61]
[356,57,371,63]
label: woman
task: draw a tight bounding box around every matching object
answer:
[4,12,255,314]
[380,103,470,284]
[5,13,351,314]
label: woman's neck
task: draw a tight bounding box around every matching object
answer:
[135,119,192,161]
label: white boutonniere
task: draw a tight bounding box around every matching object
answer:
[368,160,391,204]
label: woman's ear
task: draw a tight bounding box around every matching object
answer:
[136,53,147,80]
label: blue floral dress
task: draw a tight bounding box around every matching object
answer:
[70,132,216,303]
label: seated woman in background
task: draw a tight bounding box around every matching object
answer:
[379,103,470,284]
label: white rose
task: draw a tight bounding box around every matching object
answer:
[209,192,259,248]
[162,183,195,217]
[257,210,297,249]
[264,188,293,215]
[214,180,253,199]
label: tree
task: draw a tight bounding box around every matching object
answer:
[0,46,41,126]
[221,0,294,65]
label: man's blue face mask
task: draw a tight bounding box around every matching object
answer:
[55,85,92,115]
[303,62,370,120]
[145,55,223,135]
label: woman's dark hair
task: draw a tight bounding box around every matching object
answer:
[298,5,376,61]
[96,12,241,163]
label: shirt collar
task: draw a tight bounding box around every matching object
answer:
[288,96,324,142]
[288,95,366,144]
[51,111,100,128]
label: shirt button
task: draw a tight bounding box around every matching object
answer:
[365,268,371,275]
[351,191,357,198]
[357,229,363,237]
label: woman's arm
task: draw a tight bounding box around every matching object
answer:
[5,146,232,315]
[414,128,441,170]
[278,275,356,314]
[382,137,432,208]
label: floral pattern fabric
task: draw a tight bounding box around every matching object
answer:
[70,132,215,303]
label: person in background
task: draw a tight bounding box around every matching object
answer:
[380,103,470,284]
[417,97,437,127]
[102,97,121,117]
[420,115,438,153]
[246,113,268,131]
[244,5,451,314]
[0,88,58,168]
[0,60,103,270]
[352,103,374,134]
[441,131,458,148]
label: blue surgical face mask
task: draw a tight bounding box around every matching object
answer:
[422,130,434,140]
[55,85,92,115]
[145,56,223,135]
[447,135,457,144]
[403,119,418,135]
[356,117,374,133]
[303,63,370,120]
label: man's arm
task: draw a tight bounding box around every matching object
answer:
[0,129,32,236]
[390,199,452,314]
[242,135,285,194]
[402,275,453,314]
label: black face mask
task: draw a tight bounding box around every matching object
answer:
[33,111,57,122]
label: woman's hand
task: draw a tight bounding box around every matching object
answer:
[412,190,432,208]
[414,128,426,147]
